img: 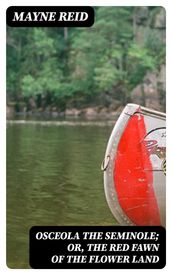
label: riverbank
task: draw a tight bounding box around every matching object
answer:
[7,105,124,121]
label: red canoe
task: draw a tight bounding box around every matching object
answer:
[102,104,166,227]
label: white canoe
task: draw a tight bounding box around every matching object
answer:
[102,104,166,227]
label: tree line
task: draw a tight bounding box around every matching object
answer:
[7,7,165,113]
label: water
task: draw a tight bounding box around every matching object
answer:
[7,121,117,268]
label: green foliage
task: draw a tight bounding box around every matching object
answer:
[127,44,156,87]
[128,44,156,69]
[94,63,123,92]
[21,75,39,97]
[7,7,165,110]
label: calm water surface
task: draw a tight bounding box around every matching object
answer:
[7,121,117,268]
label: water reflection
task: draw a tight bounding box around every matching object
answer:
[7,122,116,268]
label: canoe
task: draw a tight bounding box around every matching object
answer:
[102,104,166,226]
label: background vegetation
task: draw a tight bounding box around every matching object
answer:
[7,7,166,115]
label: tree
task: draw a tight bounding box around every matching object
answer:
[7,7,166,111]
